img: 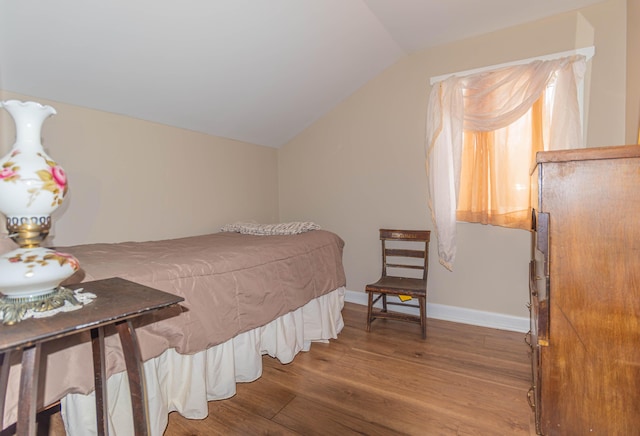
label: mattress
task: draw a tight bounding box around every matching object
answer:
[1,229,346,432]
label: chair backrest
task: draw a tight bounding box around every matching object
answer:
[379,229,430,281]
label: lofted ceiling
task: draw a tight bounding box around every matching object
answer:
[0,0,604,147]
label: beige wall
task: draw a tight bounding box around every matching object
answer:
[626,0,640,143]
[278,0,628,318]
[0,91,280,246]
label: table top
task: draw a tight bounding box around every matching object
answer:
[0,277,184,352]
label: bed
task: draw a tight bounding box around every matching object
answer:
[2,227,346,435]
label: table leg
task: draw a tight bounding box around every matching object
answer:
[16,344,40,436]
[0,350,11,431]
[91,327,108,436]
[115,320,149,436]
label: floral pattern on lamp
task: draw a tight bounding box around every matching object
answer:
[1,151,68,209]
[1,247,79,297]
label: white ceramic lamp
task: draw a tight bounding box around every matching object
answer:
[0,100,80,320]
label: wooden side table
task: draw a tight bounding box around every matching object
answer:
[0,277,184,436]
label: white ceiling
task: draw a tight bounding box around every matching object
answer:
[0,0,604,147]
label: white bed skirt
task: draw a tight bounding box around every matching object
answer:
[61,287,345,436]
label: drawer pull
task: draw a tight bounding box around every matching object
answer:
[524,330,532,348]
[527,386,536,410]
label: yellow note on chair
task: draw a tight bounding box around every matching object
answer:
[398,295,412,302]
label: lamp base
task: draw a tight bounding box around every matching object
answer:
[0,286,80,325]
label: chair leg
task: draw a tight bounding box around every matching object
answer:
[419,296,427,339]
[382,294,387,312]
[366,291,374,332]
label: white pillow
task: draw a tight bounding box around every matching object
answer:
[220,221,320,235]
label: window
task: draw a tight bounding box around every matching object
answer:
[456,93,545,230]
[426,49,592,270]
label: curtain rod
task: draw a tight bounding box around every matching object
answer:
[429,46,595,85]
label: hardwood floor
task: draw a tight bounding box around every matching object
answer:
[164,302,535,435]
[30,302,533,435]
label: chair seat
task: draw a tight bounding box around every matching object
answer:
[366,277,426,296]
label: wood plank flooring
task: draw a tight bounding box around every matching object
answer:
[27,302,533,435]
[164,302,535,435]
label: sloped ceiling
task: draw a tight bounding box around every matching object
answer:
[0,0,604,147]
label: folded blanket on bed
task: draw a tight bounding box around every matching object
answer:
[220,221,320,235]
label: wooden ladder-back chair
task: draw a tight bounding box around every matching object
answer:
[365,229,431,339]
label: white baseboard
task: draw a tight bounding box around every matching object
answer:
[345,289,529,333]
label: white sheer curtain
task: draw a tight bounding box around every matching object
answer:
[425,55,587,271]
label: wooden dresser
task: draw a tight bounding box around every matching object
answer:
[528,145,640,435]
